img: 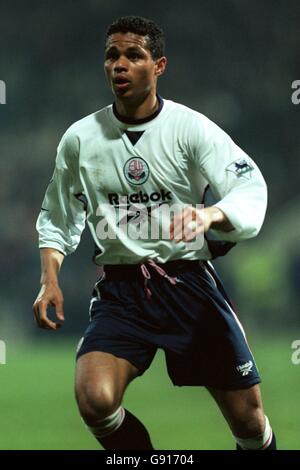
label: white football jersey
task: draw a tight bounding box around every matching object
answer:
[36,99,267,264]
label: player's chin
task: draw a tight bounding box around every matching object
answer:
[112,84,132,97]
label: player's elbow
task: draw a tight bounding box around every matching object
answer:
[236,188,268,241]
[214,202,267,242]
[236,207,267,241]
[240,223,263,240]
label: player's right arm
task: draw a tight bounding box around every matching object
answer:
[34,130,86,330]
[33,248,65,330]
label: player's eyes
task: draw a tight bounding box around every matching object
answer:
[127,53,140,60]
[105,51,144,61]
[105,52,119,61]
[127,51,145,60]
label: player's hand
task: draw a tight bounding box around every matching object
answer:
[32,282,65,330]
[170,207,213,243]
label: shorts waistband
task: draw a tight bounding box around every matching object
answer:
[103,259,202,281]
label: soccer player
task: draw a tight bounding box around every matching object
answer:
[33,16,276,450]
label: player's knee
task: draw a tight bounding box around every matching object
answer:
[76,381,120,425]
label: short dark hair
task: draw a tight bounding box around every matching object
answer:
[106,16,165,59]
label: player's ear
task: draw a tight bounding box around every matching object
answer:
[155,57,167,77]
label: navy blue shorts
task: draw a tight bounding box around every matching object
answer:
[76,260,261,390]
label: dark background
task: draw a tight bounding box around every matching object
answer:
[1,0,300,340]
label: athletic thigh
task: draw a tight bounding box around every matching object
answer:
[75,351,140,417]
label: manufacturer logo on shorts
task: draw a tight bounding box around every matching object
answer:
[124,157,149,185]
[236,360,253,376]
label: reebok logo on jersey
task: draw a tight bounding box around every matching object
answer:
[123,157,149,185]
[236,360,253,376]
[226,158,254,179]
[117,203,162,227]
[108,189,173,206]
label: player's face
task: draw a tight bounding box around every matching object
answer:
[104,32,166,101]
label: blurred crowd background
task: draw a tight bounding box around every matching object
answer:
[1,0,300,341]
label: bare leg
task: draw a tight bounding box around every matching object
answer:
[75,351,154,449]
[75,351,139,423]
[207,384,265,439]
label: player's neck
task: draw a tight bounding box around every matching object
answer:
[114,91,159,121]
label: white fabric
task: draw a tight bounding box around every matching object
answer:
[234,415,273,450]
[36,99,267,264]
[88,406,125,439]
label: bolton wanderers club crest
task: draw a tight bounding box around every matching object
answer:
[124,157,150,185]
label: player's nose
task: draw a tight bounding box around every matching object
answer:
[113,58,129,73]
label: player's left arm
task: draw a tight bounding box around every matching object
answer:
[177,113,267,243]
